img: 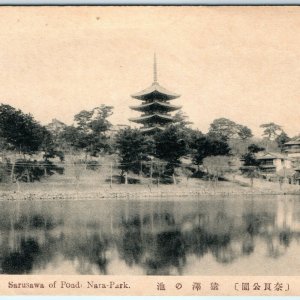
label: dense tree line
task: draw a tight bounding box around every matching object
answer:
[0,104,49,154]
[0,103,297,184]
[0,104,64,182]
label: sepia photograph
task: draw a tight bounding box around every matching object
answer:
[0,6,300,289]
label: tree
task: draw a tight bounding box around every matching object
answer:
[240,144,264,186]
[173,110,193,128]
[74,110,94,133]
[74,105,113,134]
[39,126,64,161]
[0,104,49,154]
[45,119,67,139]
[237,125,253,140]
[154,125,189,179]
[242,153,259,167]
[59,125,86,152]
[208,118,238,140]
[60,105,114,156]
[0,104,64,182]
[208,118,253,141]
[241,166,259,187]
[202,155,231,183]
[275,131,290,152]
[242,144,265,167]
[247,144,265,154]
[115,128,154,175]
[189,130,231,169]
[251,138,279,153]
[260,122,282,140]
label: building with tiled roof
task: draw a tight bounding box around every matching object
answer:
[284,137,300,158]
[256,152,292,175]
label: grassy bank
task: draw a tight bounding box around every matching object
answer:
[1,160,300,201]
[1,174,300,201]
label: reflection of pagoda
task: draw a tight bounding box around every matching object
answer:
[129,55,181,133]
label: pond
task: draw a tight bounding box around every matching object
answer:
[0,195,299,275]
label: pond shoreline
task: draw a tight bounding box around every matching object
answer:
[1,188,299,201]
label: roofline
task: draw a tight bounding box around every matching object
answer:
[285,141,300,145]
[259,165,276,168]
[130,101,182,110]
[131,83,180,100]
[129,113,174,122]
[256,151,289,160]
[140,126,165,133]
[131,93,180,100]
[257,156,290,160]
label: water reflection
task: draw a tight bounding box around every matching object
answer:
[0,196,300,275]
[2,238,40,274]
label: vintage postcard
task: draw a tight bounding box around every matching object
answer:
[0,5,300,296]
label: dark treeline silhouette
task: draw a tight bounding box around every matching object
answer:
[1,103,298,185]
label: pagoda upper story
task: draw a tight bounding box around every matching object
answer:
[129,55,181,133]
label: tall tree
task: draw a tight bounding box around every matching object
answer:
[208,118,238,140]
[0,104,63,182]
[275,131,290,152]
[260,122,282,140]
[45,119,67,139]
[242,144,265,167]
[58,125,84,152]
[61,105,114,156]
[74,105,113,135]
[154,125,189,177]
[173,110,193,128]
[208,118,253,141]
[237,125,253,140]
[115,128,154,174]
[0,104,49,154]
[189,130,231,169]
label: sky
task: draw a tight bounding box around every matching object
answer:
[0,6,300,137]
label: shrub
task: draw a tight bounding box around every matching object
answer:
[7,159,64,182]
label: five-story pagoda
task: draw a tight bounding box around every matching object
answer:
[129,55,181,133]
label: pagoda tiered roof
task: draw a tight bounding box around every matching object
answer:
[140,126,165,133]
[130,101,181,112]
[129,113,174,124]
[131,82,180,101]
[129,54,181,133]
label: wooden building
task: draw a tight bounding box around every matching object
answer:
[256,152,292,175]
[284,137,300,158]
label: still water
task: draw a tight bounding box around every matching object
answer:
[0,195,299,275]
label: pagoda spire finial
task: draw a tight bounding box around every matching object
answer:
[153,52,158,84]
